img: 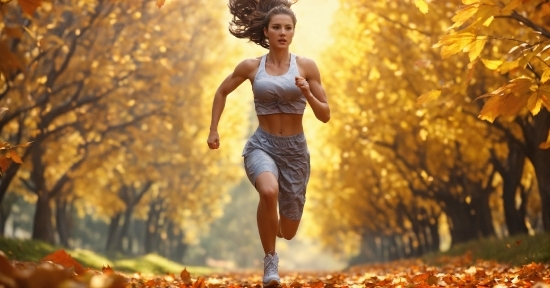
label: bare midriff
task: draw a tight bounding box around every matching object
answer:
[257,113,304,136]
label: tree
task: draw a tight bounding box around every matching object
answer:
[1,0,246,256]
[308,0,542,261]
[424,0,550,232]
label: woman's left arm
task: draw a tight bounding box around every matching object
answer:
[295,58,330,123]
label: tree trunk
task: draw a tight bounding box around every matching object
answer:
[502,178,528,235]
[493,144,528,235]
[32,193,54,243]
[0,193,18,236]
[532,152,550,232]
[55,197,71,247]
[105,213,121,252]
[523,109,550,232]
[0,164,21,208]
[427,219,440,252]
[145,200,162,254]
[115,206,134,253]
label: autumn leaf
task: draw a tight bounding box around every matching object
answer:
[501,0,523,14]
[464,36,487,61]
[17,0,44,16]
[181,267,192,285]
[481,58,503,70]
[541,68,550,83]
[8,150,23,164]
[417,90,441,106]
[479,93,529,122]
[434,32,476,59]
[41,250,86,275]
[412,272,430,283]
[0,252,16,278]
[527,92,542,115]
[156,0,166,8]
[450,3,480,29]
[102,265,115,274]
[193,277,207,288]
[0,41,25,79]
[0,156,11,172]
[478,78,533,122]
[427,274,439,285]
[414,0,428,14]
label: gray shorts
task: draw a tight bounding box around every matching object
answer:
[242,127,310,220]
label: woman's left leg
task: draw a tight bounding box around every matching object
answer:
[277,216,301,240]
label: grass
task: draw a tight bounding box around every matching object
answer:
[0,236,219,275]
[2,233,549,275]
[422,232,550,266]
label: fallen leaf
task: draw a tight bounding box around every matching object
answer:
[181,267,192,285]
[41,249,86,275]
[102,265,114,275]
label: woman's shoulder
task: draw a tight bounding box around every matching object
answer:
[238,56,263,67]
[295,54,318,69]
[234,56,263,72]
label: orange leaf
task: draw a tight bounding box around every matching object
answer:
[0,41,25,79]
[181,267,193,285]
[0,156,11,172]
[412,272,430,283]
[102,265,114,274]
[0,251,16,278]
[310,281,325,288]
[41,249,86,275]
[9,150,23,164]
[17,0,43,16]
[479,93,529,122]
[156,0,165,8]
[540,141,550,149]
[193,277,207,288]
[10,149,23,164]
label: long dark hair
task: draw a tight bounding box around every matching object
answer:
[228,0,298,49]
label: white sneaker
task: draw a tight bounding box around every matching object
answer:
[262,253,280,287]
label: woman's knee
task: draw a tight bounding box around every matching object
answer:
[257,185,278,203]
[281,230,296,240]
[279,217,300,240]
[256,172,279,202]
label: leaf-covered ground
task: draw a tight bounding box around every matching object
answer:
[1,250,550,288]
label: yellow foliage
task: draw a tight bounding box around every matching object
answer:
[417,90,441,106]
[414,0,428,14]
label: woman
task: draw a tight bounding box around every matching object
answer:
[206,0,330,286]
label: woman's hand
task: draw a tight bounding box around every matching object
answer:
[295,76,311,95]
[207,130,220,149]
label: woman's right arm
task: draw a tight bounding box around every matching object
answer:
[207,60,254,150]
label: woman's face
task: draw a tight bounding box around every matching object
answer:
[264,14,295,49]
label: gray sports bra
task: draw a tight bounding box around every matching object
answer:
[252,54,306,115]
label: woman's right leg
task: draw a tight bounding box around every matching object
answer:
[255,171,279,254]
[255,171,281,288]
